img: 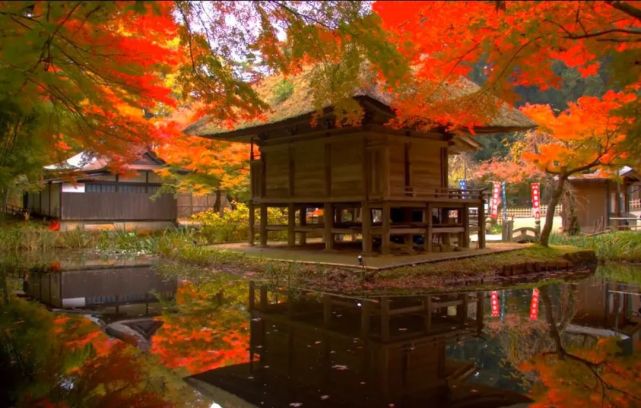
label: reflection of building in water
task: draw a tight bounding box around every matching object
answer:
[570,278,641,352]
[25,264,176,314]
[189,284,530,407]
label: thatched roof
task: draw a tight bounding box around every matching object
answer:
[185,69,536,141]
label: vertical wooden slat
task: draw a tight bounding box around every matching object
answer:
[288,143,295,197]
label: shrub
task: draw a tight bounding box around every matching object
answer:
[192,203,288,244]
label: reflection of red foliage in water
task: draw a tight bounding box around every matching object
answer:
[150,283,250,375]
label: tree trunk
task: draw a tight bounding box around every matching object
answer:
[213,189,222,215]
[540,175,567,247]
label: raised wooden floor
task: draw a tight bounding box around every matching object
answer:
[212,241,526,270]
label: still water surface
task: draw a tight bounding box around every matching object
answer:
[21,261,641,407]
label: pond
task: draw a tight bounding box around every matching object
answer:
[4,257,641,407]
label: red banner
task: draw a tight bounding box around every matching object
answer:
[491,182,501,220]
[491,291,500,317]
[531,182,541,220]
[529,288,540,321]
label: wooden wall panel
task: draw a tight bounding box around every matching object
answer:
[388,142,405,196]
[294,139,325,197]
[264,146,289,197]
[411,139,443,191]
[330,138,364,197]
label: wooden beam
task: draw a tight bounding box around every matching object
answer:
[323,202,334,250]
[260,204,268,247]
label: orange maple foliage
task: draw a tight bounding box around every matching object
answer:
[150,282,250,375]
[373,1,641,132]
[374,1,641,94]
[521,91,635,175]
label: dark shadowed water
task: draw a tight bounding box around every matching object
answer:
[17,260,641,407]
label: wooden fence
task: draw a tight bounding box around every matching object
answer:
[61,192,176,221]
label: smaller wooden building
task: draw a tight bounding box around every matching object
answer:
[187,70,535,254]
[567,167,641,233]
[25,151,178,231]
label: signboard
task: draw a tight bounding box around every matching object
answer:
[490,182,501,219]
[531,182,541,220]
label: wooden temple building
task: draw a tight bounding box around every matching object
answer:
[187,71,535,254]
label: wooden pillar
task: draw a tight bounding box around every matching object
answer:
[478,196,486,249]
[361,202,372,254]
[461,204,470,248]
[259,204,268,247]
[425,203,433,252]
[248,202,255,246]
[298,207,307,245]
[381,203,391,255]
[324,202,334,250]
[287,203,295,247]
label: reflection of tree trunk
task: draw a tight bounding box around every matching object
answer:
[541,286,566,358]
[541,176,566,247]
[540,286,641,404]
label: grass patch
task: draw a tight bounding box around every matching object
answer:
[550,231,641,262]
[378,245,581,279]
